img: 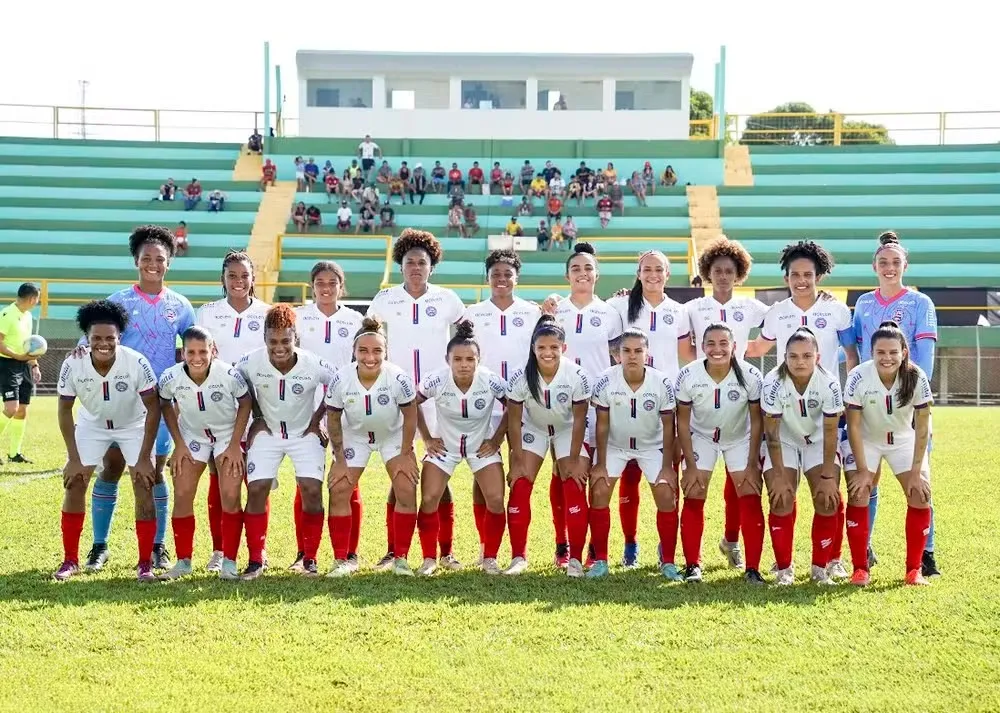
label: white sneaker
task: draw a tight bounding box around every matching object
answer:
[475,544,485,567]
[392,557,414,576]
[775,566,795,586]
[206,551,224,573]
[219,558,240,580]
[374,553,395,572]
[566,558,585,578]
[439,553,463,571]
[481,558,502,575]
[504,556,529,576]
[811,564,837,586]
[159,558,193,581]
[826,559,849,580]
[416,558,438,576]
[327,560,353,578]
[719,538,744,569]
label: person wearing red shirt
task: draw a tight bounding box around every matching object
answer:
[260,160,276,192]
[468,161,485,191]
[447,163,465,192]
[324,172,340,204]
[184,179,202,211]
[489,162,503,192]
[597,196,613,228]
[547,195,563,222]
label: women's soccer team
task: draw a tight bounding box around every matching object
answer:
[52,224,939,587]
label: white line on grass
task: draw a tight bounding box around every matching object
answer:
[0,469,60,490]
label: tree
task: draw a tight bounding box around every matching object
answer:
[689,89,714,138]
[740,102,892,145]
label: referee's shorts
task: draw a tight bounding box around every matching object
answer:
[0,357,33,405]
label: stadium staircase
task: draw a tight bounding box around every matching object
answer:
[246,181,296,303]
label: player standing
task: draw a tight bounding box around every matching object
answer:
[675,323,765,584]
[157,327,253,580]
[851,231,940,577]
[589,329,677,579]
[366,230,465,570]
[53,301,162,582]
[0,282,41,464]
[238,305,334,579]
[844,321,934,586]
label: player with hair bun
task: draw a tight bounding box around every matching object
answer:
[367,229,466,571]
[238,304,336,579]
[844,321,934,586]
[414,321,509,575]
[54,300,162,582]
[325,317,420,577]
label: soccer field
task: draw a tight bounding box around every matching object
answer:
[2,398,999,712]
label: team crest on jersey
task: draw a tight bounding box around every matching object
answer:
[643,399,656,411]
[556,392,570,404]
[344,448,355,460]
[163,308,177,323]
[663,313,674,325]
[807,398,820,409]
[814,317,827,329]
[733,311,744,322]
[891,310,904,324]
[211,391,225,402]
[338,327,349,338]
[248,321,261,331]
[523,433,535,444]
[247,462,256,474]
[590,316,601,327]
[474,398,487,410]
[728,389,741,401]
[291,383,305,395]
[189,441,201,452]
[377,393,390,406]
[115,381,129,392]
[426,306,438,317]
[512,317,524,327]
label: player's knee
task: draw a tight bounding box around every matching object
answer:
[438,483,453,504]
[811,491,836,517]
[14,404,27,419]
[483,490,504,514]
[393,482,417,510]
[329,477,354,505]
[2,403,17,419]
[768,488,795,515]
[734,474,762,497]
[589,480,612,508]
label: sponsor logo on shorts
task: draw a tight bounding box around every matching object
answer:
[733,311,744,322]
[189,441,201,452]
[814,317,827,329]
[807,398,820,409]
[845,453,856,465]
[344,448,355,460]
[523,433,535,444]
[247,462,256,474]
[556,392,570,404]
[338,327,349,338]
[211,391,225,402]
[426,306,438,317]
[474,398,487,410]
[3,390,14,400]
[590,316,602,327]
[377,393,390,406]
[248,321,261,331]
[512,317,524,327]
[643,399,656,411]
[291,383,305,395]
[115,382,129,392]
[728,389,741,401]
[693,451,700,462]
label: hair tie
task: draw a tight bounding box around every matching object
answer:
[353,330,383,345]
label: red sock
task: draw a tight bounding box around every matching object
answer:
[393,510,418,558]
[264,496,271,543]
[507,478,534,559]
[739,494,765,572]
[293,487,304,554]
[221,510,243,561]
[680,498,706,566]
[207,473,223,552]
[723,475,740,543]
[61,511,85,564]
[386,502,396,553]
[437,501,455,556]
[589,507,611,562]
[135,519,156,565]
[656,509,679,564]
[473,502,487,546]
[832,495,845,560]
[619,461,641,545]
[171,514,196,561]
[329,514,352,561]
[811,513,837,568]
[349,486,362,555]
[244,511,267,564]
[417,510,440,560]
[549,472,567,547]
[302,511,324,561]
[905,506,931,572]
[769,508,796,570]
[484,509,506,559]
[561,478,589,562]
[845,504,870,572]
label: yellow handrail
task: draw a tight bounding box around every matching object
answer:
[274,233,394,276]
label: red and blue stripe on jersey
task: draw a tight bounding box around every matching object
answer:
[324,322,332,344]
[196,391,206,411]
[102,382,111,401]
[575,314,584,333]
[364,394,372,416]
[233,318,243,338]
[460,398,469,418]
[278,379,286,401]
[499,315,507,336]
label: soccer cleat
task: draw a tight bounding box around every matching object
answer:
[660,563,684,582]
[219,559,240,580]
[718,538,744,569]
[811,564,837,586]
[416,558,438,577]
[136,561,157,583]
[504,557,529,576]
[867,546,878,569]
[775,566,795,586]
[374,552,395,572]
[53,561,79,582]
[744,569,766,586]
[850,569,871,587]
[439,553,463,571]
[683,564,703,583]
[346,554,360,573]
[554,544,570,569]
[84,544,109,572]
[288,551,305,572]
[566,558,585,578]
[621,542,640,569]
[151,544,172,571]
[327,560,353,578]
[392,557,414,576]
[475,544,485,567]
[826,559,849,580]
[921,550,941,578]
[585,544,596,569]
[241,561,265,580]
[261,550,270,570]
[206,551,225,573]
[159,559,193,581]
[905,568,929,586]
[301,558,319,577]
[481,558,502,575]
[9,453,32,464]
[585,560,609,579]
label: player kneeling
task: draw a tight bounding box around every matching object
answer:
[54,300,162,582]
[844,321,934,586]
[589,329,677,579]
[158,327,252,580]
[415,321,509,576]
[325,317,420,577]
[761,328,845,586]
[506,315,593,577]
[676,324,765,584]
[239,305,334,579]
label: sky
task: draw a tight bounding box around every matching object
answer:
[0,1,994,143]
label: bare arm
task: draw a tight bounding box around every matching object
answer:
[416,400,433,442]
[326,408,345,461]
[139,390,162,463]
[593,408,610,467]
[676,403,695,470]
[747,402,764,467]
[660,411,675,469]
[569,401,588,462]
[843,345,860,373]
[232,395,252,445]
[0,333,29,362]
[678,337,696,365]
[58,397,81,464]
[764,414,786,473]
[400,402,417,456]
[745,336,775,359]
[506,401,525,464]
[845,408,869,474]
[822,414,839,472]
[911,407,931,474]
[160,398,185,451]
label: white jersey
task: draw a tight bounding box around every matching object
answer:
[675,358,763,446]
[238,347,335,439]
[761,366,843,448]
[686,295,767,360]
[366,283,465,384]
[57,346,157,430]
[508,357,592,433]
[554,297,624,382]
[464,297,541,382]
[761,297,853,377]
[419,366,507,455]
[844,361,932,445]
[592,365,676,452]
[295,303,364,371]
[607,294,689,380]
[325,362,417,440]
[358,141,380,160]
[195,298,270,365]
[158,359,249,443]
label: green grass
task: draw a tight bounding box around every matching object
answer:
[2,399,1000,712]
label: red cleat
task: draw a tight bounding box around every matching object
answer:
[850,569,871,587]
[905,568,929,586]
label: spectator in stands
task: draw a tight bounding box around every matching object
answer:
[628,171,648,207]
[411,163,428,205]
[565,175,583,205]
[661,165,678,187]
[575,161,592,181]
[347,160,362,183]
[447,163,465,192]
[549,170,565,199]
[537,220,550,251]
[447,204,466,238]
[362,183,380,207]
[597,195,613,228]
[207,189,227,212]
[376,160,393,187]
[324,170,340,203]
[604,162,618,184]
[184,178,203,211]
[336,201,352,232]
[529,173,548,200]
[490,162,503,193]
[379,200,395,230]
[520,160,535,194]
[398,161,412,194]
[517,196,533,217]
[294,157,306,191]
[174,221,189,257]
[431,161,447,193]
[501,171,515,196]
[468,161,484,193]
[158,178,177,201]
[594,169,608,196]
[291,202,308,231]
[358,135,381,178]
[464,203,480,237]
[449,184,465,209]
[547,193,563,222]
[542,161,558,184]
[506,217,524,237]
[582,173,598,202]
[356,201,376,234]
[608,179,626,216]
[305,205,322,231]
[248,130,263,154]
[563,215,577,249]
[323,160,335,178]
[350,172,365,203]
[303,158,320,191]
[388,172,406,204]
[260,161,276,192]
[641,162,656,195]
[551,218,564,250]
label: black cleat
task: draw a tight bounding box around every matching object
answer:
[84,543,109,571]
[151,543,172,570]
[302,558,319,577]
[288,551,305,572]
[683,564,703,583]
[744,568,766,585]
[9,453,32,464]
[241,561,265,580]
[921,550,941,578]
[867,546,878,569]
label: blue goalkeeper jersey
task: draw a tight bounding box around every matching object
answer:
[852,288,938,377]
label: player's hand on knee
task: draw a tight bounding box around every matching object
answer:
[132,459,156,488]
[63,460,88,489]
[424,438,447,459]
[903,470,931,505]
[847,469,874,502]
[681,470,706,499]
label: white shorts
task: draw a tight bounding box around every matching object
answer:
[685,432,751,473]
[845,437,930,479]
[424,450,503,477]
[75,423,148,468]
[763,439,833,474]
[606,446,669,485]
[246,433,326,483]
[343,430,403,470]
[181,428,235,464]
[520,423,588,461]
[584,406,597,448]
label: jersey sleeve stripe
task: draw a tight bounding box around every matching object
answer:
[846,404,863,410]
[594,404,610,412]
[676,399,692,406]
[914,403,930,409]
[823,411,841,418]
[139,387,156,397]
[914,332,937,340]
[59,395,76,401]
[507,398,524,405]
[326,405,344,412]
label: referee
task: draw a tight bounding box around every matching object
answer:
[0,283,41,465]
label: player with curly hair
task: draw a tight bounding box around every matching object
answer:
[366,229,466,571]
